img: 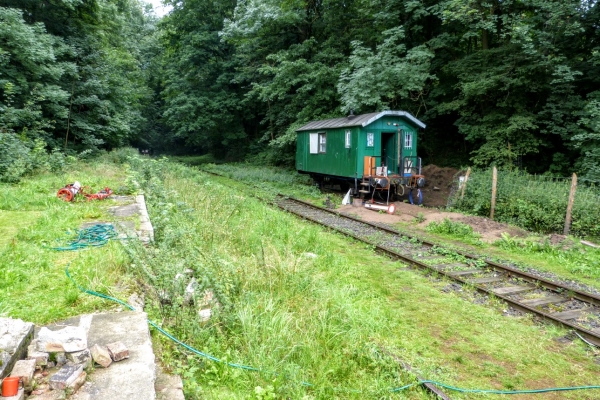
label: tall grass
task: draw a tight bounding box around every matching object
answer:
[450,168,600,238]
[123,157,600,399]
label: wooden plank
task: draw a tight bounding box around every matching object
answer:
[551,309,587,320]
[448,269,482,277]
[521,296,568,307]
[469,277,503,284]
[564,173,577,235]
[492,286,534,295]
[490,166,497,220]
[433,263,470,269]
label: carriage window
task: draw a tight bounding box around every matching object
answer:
[404,132,412,148]
[319,132,327,153]
[309,133,318,154]
[367,132,374,147]
[345,130,351,148]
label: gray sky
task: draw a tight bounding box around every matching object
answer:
[145,0,172,17]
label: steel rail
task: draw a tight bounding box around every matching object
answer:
[274,195,600,347]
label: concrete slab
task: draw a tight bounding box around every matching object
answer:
[0,318,34,379]
[71,312,156,400]
[109,204,139,218]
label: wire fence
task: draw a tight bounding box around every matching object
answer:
[448,168,600,238]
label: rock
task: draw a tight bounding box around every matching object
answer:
[49,363,84,390]
[155,365,184,400]
[198,308,212,322]
[68,370,87,393]
[54,352,67,366]
[66,349,91,368]
[27,341,49,367]
[106,342,129,362]
[37,326,87,353]
[433,186,440,191]
[183,278,198,304]
[90,344,112,368]
[10,358,36,388]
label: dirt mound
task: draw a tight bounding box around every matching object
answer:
[420,165,460,208]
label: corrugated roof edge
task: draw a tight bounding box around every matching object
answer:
[296,110,426,131]
[361,111,426,129]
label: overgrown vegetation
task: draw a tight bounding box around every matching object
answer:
[450,168,600,239]
[426,218,483,246]
[119,156,600,398]
[3,155,600,398]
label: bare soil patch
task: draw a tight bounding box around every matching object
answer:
[339,201,527,243]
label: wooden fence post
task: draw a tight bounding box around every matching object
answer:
[490,167,497,220]
[563,173,578,235]
[460,167,471,200]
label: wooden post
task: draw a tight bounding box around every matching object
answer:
[490,167,497,220]
[564,173,578,235]
[460,167,471,200]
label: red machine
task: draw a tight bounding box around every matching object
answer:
[57,181,113,202]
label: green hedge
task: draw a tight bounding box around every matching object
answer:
[450,168,600,238]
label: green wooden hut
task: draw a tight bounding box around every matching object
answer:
[296,111,426,189]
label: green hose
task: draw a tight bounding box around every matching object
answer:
[53,223,119,251]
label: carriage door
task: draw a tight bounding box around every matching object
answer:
[381,132,395,175]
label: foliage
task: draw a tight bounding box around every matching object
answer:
[451,168,600,238]
[426,218,481,243]
[123,157,600,398]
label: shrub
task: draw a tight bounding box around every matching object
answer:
[450,168,600,238]
[426,218,480,241]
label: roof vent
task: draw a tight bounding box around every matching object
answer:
[347,109,355,119]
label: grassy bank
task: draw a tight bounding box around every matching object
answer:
[0,158,133,323]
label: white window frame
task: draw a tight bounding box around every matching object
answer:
[309,133,318,154]
[345,130,351,148]
[404,131,412,148]
[367,132,374,147]
[318,132,327,153]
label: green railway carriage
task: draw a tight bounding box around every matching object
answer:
[296,111,426,201]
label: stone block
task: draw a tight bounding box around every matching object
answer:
[0,317,34,379]
[10,359,36,388]
[0,388,25,400]
[89,344,112,368]
[106,342,129,362]
[37,326,87,353]
[66,349,91,367]
[48,363,84,390]
[27,341,49,368]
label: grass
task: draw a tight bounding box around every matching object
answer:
[121,158,600,399]
[4,157,600,399]
[0,160,133,323]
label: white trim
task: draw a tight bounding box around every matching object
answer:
[361,111,426,129]
[345,130,351,148]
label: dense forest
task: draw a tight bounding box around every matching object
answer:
[1,0,600,178]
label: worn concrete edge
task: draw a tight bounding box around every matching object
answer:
[135,194,154,243]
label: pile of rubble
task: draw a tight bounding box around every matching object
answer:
[2,324,130,400]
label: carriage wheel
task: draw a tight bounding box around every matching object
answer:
[57,188,74,202]
[408,188,423,205]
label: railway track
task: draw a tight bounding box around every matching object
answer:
[274,195,600,347]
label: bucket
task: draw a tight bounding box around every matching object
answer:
[2,376,20,397]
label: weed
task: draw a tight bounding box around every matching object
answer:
[414,212,426,223]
